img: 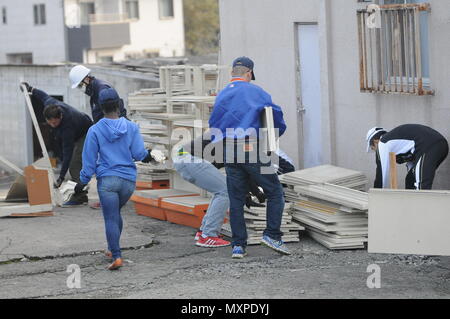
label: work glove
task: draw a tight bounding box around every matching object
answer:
[142,149,166,164]
[150,149,166,164]
[396,152,415,164]
[20,82,33,93]
[74,183,87,194]
[249,182,266,203]
[245,194,266,209]
[53,177,64,189]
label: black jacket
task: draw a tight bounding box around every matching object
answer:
[373,124,446,188]
[85,77,127,123]
[32,89,93,180]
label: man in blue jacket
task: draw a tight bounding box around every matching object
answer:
[21,83,93,207]
[208,57,290,258]
[69,65,127,123]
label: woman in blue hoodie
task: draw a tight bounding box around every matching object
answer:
[74,88,165,270]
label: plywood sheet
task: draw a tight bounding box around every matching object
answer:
[0,204,53,217]
[368,189,450,256]
[24,165,52,205]
[134,188,199,199]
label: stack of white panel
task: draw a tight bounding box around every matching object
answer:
[290,195,368,250]
[280,165,368,191]
[282,166,369,250]
[221,203,303,245]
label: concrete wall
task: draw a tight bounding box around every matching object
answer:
[0,64,159,168]
[219,0,450,189]
[0,0,67,64]
[218,0,319,172]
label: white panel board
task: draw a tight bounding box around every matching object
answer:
[368,189,450,256]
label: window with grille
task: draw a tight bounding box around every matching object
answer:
[33,4,46,25]
[357,2,433,95]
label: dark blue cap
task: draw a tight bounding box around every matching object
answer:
[232,56,255,80]
[99,88,120,105]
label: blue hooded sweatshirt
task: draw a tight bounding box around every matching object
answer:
[80,117,148,184]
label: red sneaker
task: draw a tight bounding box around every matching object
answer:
[194,231,202,241]
[194,231,225,241]
[196,236,231,248]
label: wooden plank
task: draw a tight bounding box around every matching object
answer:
[0,156,23,175]
[10,211,54,217]
[389,152,398,189]
[0,203,53,217]
[368,189,450,256]
[20,85,54,183]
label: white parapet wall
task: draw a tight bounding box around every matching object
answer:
[0,64,159,168]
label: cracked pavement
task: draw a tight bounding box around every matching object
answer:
[0,202,449,299]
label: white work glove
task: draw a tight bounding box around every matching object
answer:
[150,149,166,164]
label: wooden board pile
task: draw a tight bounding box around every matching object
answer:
[280,164,368,191]
[221,202,303,245]
[281,165,369,250]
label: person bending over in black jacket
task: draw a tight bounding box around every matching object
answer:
[22,83,93,207]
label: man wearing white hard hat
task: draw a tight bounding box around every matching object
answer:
[366,124,448,190]
[69,65,127,123]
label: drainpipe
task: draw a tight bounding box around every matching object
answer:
[319,0,336,165]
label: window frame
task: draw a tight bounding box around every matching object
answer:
[357,2,433,95]
[2,7,7,25]
[125,0,140,20]
[158,0,174,20]
[33,4,46,26]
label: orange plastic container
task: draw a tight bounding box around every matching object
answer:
[136,180,170,191]
[132,197,167,220]
[161,196,211,229]
[131,189,200,221]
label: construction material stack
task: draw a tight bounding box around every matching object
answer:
[221,202,303,245]
[280,165,368,191]
[280,165,369,250]
[128,65,224,190]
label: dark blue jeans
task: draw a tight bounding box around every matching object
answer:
[225,147,285,248]
[97,176,136,260]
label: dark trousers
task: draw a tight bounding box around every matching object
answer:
[405,139,449,190]
[69,135,88,202]
[224,142,284,248]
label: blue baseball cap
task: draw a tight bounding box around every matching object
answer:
[99,88,120,105]
[232,56,255,80]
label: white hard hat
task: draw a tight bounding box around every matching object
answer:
[69,65,91,89]
[366,127,387,152]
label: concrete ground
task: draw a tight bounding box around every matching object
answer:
[0,199,449,299]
